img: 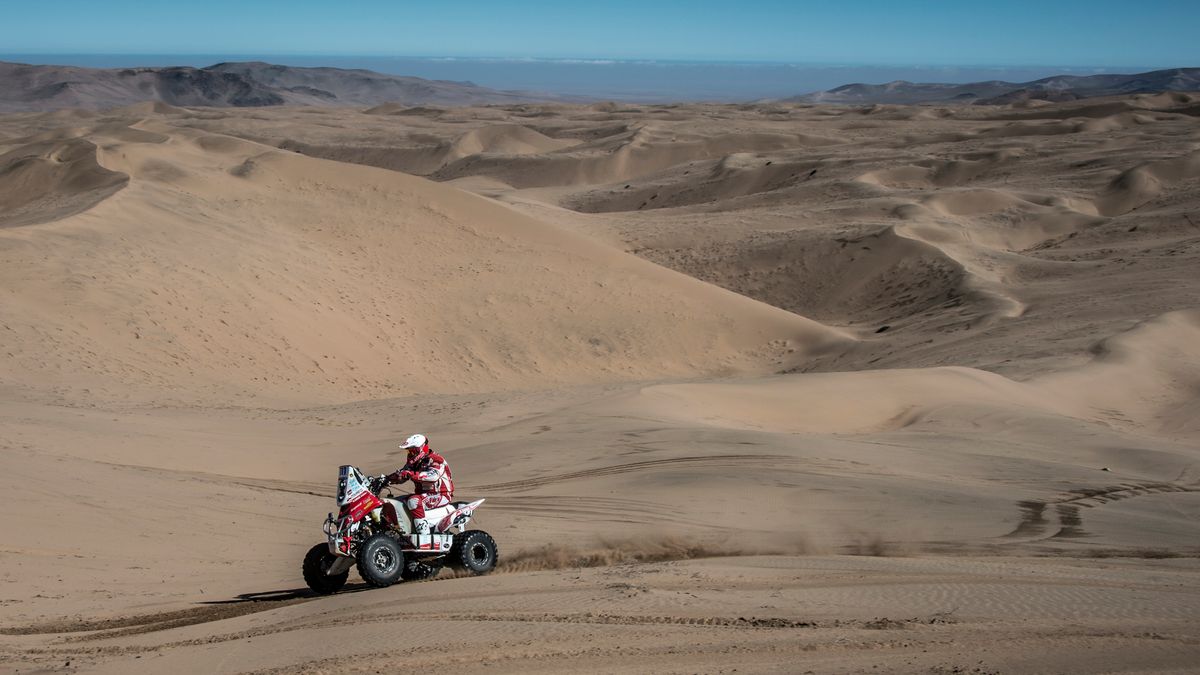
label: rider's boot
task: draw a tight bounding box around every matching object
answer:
[413,518,431,534]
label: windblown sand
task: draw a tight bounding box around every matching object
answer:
[1,94,1199,673]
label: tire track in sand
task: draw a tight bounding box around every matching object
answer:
[1004,480,1200,541]
[467,454,799,492]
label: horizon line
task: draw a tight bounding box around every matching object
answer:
[0,52,1183,72]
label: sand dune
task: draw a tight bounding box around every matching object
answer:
[1097,148,1200,216]
[620,225,968,326]
[1039,309,1200,436]
[857,148,1024,189]
[432,125,822,188]
[0,137,128,227]
[604,308,1200,438]
[362,103,447,116]
[279,123,581,177]
[447,123,579,158]
[0,120,844,405]
[570,152,833,212]
[1,94,1198,673]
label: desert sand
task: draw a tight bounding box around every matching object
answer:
[1,92,1199,673]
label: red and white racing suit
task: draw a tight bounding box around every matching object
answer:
[387,452,454,524]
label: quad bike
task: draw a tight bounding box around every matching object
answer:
[303,465,497,594]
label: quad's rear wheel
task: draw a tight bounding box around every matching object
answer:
[303,543,348,595]
[401,559,442,582]
[357,533,405,588]
[449,530,498,574]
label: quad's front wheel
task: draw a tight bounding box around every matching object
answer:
[357,533,405,588]
[449,530,498,574]
[303,543,349,595]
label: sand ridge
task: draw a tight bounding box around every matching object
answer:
[0,137,129,228]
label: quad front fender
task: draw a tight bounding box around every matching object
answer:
[326,555,355,576]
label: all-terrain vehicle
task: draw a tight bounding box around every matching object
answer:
[303,465,497,594]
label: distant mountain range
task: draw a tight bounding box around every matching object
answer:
[4,60,1199,112]
[0,60,569,112]
[788,67,1200,105]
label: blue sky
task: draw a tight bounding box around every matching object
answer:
[2,0,1198,67]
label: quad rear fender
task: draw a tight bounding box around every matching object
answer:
[437,498,485,531]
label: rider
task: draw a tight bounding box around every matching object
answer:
[381,434,454,534]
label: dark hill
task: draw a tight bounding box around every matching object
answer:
[0,60,564,112]
[788,67,1200,105]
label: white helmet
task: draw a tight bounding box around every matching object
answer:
[400,433,430,464]
[400,433,427,450]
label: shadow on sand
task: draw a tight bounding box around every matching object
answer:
[199,583,374,605]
